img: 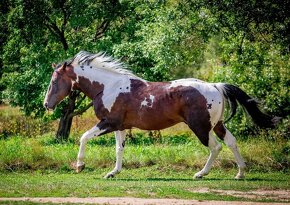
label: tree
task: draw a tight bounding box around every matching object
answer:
[112,1,207,81]
[1,0,288,141]
[201,0,290,136]
[1,0,123,141]
[204,0,290,53]
[0,1,10,103]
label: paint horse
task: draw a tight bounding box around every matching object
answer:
[44,51,278,179]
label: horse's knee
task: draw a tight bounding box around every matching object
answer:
[215,143,222,152]
[116,145,124,153]
[80,132,90,144]
[209,138,222,154]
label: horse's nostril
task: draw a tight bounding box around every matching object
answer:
[44,102,48,109]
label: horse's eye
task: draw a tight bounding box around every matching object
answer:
[52,80,57,85]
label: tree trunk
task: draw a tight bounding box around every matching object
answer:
[56,112,73,141]
[55,91,93,142]
[55,92,77,141]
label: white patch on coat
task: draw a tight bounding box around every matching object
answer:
[140,94,155,108]
[140,97,148,107]
[69,52,147,112]
[169,79,223,128]
[72,63,140,112]
[149,94,155,105]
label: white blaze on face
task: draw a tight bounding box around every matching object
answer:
[72,63,133,112]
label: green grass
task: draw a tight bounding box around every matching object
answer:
[0,134,289,172]
[0,135,289,203]
[0,106,289,203]
[0,168,289,203]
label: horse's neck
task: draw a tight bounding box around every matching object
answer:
[75,68,132,99]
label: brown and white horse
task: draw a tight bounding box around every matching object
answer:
[44,51,278,179]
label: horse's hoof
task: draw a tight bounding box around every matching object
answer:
[235,174,245,180]
[104,173,115,179]
[194,171,207,179]
[194,175,203,179]
[76,164,85,173]
[70,162,85,173]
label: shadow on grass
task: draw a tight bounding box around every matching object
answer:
[97,177,288,182]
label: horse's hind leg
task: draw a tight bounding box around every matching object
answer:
[186,112,222,178]
[194,132,222,179]
[214,121,246,179]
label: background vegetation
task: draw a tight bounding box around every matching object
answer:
[0,0,289,174]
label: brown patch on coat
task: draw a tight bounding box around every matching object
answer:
[213,121,226,140]
[76,77,104,100]
[179,86,211,146]
[115,80,184,130]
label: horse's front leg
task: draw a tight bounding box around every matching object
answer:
[76,125,105,173]
[104,130,126,178]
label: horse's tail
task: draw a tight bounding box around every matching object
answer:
[214,83,280,128]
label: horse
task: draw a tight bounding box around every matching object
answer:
[44,51,279,179]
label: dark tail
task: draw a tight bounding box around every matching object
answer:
[215,83,280,128]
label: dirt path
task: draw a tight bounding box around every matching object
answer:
[191,188,290,202]
[1,189,289,205]
[0,197,288,205]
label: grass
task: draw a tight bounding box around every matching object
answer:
[0,133,289,172]
[0,168,289,202]
[0,135,289,203]
[0,105,289,203]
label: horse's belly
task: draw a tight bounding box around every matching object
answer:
[123,107,184,130]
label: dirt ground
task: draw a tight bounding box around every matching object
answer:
[0,189,289,205]
[191,188,290,202]
[0,197,288,205]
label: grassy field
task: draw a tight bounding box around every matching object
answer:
[0,106,289,204]
[0,168,289,202]
[0,133,289,172]
[0,134,289,203]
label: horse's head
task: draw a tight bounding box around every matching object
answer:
[44,62,74,110]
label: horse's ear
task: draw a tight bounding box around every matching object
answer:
[51,63,56,68]
[61,62,67,71]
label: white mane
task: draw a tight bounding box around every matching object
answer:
[70,51,137,77]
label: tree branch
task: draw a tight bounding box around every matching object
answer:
[43,8,69,50]
[94,20,110,41]
[68,102,93,118]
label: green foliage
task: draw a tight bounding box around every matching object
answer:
[112,1,206,81]
[88,132,193,146]
[0,106,54,138]
[0,0,125,132]
[1,0,289,140]
[207,34,289,137]
[204,0,290,53]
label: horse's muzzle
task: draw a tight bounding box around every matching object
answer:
[44,102,54,111]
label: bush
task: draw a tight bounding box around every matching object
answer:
[209,37,289,138]
[0,106,54,139]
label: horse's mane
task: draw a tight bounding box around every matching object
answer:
[68,51,136,77]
